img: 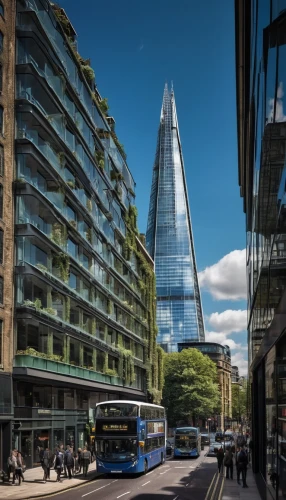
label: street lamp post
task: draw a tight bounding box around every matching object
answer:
[207,418,212,442]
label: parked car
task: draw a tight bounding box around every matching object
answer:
[166,440,173,456]
[215,432,224,442]
[201,433,210,445]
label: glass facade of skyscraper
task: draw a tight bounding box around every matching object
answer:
[236,1,286,498]
[146,85,205,352]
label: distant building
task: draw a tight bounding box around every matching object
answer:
[231,365,240,383]
[146,84,205,352]
[178,342,232,429]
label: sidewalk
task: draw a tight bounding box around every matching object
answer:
[221,466,261,500]
[0,461,99,500]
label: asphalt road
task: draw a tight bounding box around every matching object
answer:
[44,452,217,500]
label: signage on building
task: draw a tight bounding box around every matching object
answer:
[102,424,128,432]
[38,409,51,415]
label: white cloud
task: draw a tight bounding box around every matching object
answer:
[208,310,247,334]
[205,331,246,352]
[198,249,247,301]
[268,82,286,123]
[231,352,248,377]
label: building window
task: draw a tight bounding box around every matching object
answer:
[0,277,3,305]
[0,107,3,135]
[0,32,3,54]
[0,229,3,265]
[0,3,3,18]
[0,184,3,219]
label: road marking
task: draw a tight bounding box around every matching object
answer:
[186,483,189,486]
[175,466,188,468]
[218,477,225,500]
[141,481,151,486]
[173,496,179,500]
[82,482,113,497]
[160,470,168,475]
[117,493,130,499]
[204,471,217,500]
[146,470,155,476]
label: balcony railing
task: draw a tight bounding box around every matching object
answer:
[14,354,124,386]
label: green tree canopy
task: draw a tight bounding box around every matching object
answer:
[231,383,247,421]
[163,348,220,426]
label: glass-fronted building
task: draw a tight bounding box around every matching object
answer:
[146,84,205,352]
[235,1,286,498]
[0,0,164,470]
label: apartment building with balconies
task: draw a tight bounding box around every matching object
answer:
[0,0,163,469]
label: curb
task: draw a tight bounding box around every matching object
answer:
[3,472,102,500]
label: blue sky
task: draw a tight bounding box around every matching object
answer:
[59,0,248,374]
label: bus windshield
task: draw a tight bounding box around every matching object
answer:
[175,436,197,450]
[96,438,137,462]
[96,403,138,418]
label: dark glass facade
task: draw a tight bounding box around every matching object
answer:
[0,0,164,470]
[236,1,286,498]
[146,85,205,352]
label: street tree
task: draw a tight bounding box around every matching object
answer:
[163,348,220,426]
[232,383,247,422]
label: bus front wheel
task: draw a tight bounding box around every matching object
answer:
[144,459,148,474]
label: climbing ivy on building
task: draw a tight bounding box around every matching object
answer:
[123,205,164,403]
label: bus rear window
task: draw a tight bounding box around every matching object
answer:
[96,404,138,417]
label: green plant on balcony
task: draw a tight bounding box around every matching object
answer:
[15,177,26,183]
[66,180,75,189]
[53,253,70,283]
[53,6,73,38]
[99,98,109,115]
[86,227,92,243]
[43,307,57,316]
[17,348,46,358]
[107,299,112,315]
[110,170,124,182]
[86,199,92,212]
[110,131,127,161]
[51,223,66,247]
[128,187,135,198]
[81,65,95,85]
[36,263,48,273]
[69,219,77,229]
[115,183,122,199]
[95,150,104,170]
[57,151,65,166]
[104,368,118,377]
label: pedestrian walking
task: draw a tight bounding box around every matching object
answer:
[82,446,91,477]
[224,447,233,479]
[216,446,224,473]
[64,447,74,479]
[15,451,25,485]
[237,445,248,488]
[64,445,71,477]
[8,450,17,485]
[7,450,16,482]
[54,448,64,482]
[42,447,54,482]
[77,448,82,474]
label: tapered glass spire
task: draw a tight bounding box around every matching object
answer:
[146,84,205,352]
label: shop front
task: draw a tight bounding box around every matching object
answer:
[253,331,286,500]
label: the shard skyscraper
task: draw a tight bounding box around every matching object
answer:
[146,84,205,352]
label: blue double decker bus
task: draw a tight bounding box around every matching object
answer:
[95,400,166,474]
[174,427,201,458]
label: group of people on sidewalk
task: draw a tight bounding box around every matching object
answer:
[7,445,92,486]
[216,444,250,488]
[7,450,25,486]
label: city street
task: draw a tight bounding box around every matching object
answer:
[43,454,217,500]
